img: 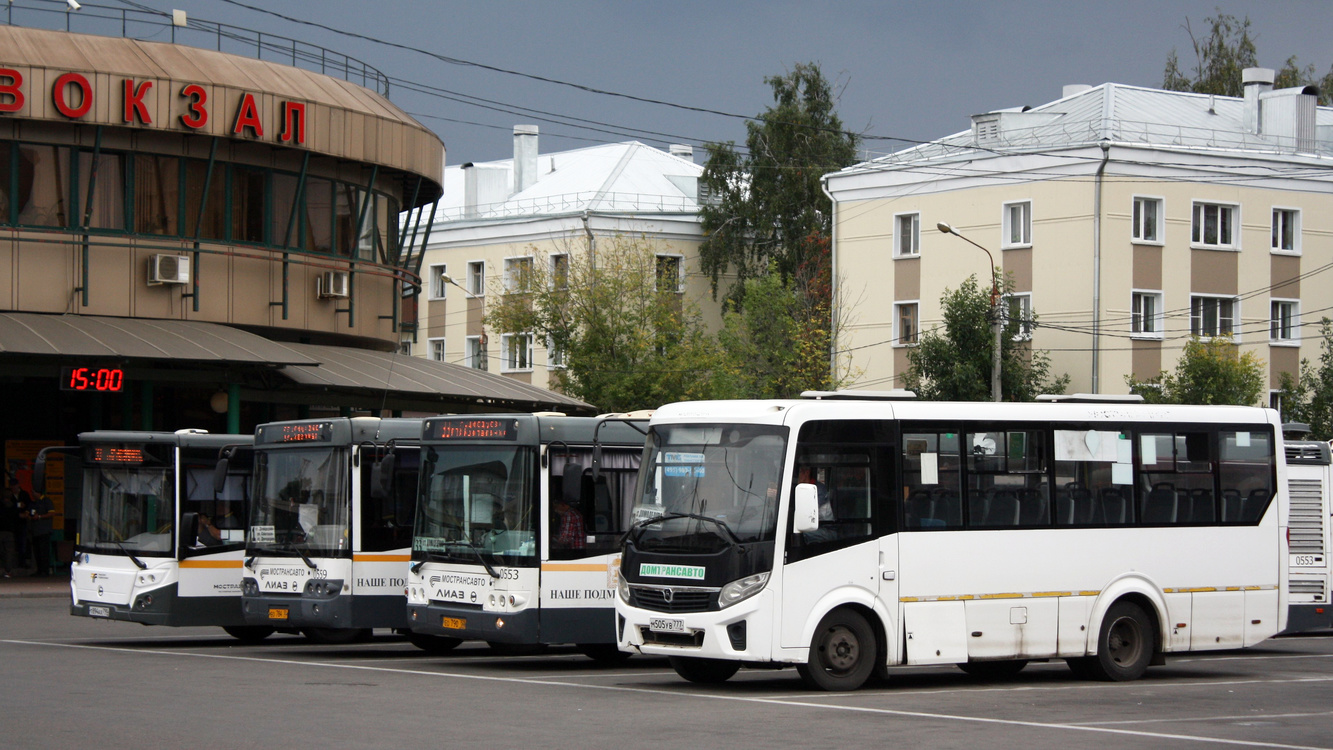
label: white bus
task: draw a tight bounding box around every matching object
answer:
[616,393,1288,690]
[405,414,646,659]
[1284,439,1332,632]
[239,418,420,643]
[39,430,271,642]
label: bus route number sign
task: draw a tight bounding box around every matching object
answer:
[429,418,518,441]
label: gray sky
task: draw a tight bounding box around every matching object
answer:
[33,0,1333,164]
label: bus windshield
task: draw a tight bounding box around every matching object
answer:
[631,423,787,552]
[413,445,536,567]
[81,464,174,555]
[249,447,349,556]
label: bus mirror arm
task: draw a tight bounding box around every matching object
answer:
[32,446,76,495]
[793,484,820,533]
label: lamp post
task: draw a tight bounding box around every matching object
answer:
[937,222,1002,402]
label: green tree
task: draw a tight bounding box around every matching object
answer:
[483,236,725,413]
[902,275,1068,402]
[1164,12,1333,104]
[1275,319,1333,440]
[1126,336,1265,406]
[698,62,859,302]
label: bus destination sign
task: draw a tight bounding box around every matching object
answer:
[261,422,333,444]
[89,446,146,464]
[429,418,518,441]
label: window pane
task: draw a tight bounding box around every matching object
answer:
[270,172,298,247]
[17,145,70,228]
[303,177,333,253]
[133,155,179,236]
[334,183,359,257]
[78,152,125,230]
[1143,199,1157,241]
[231,166,265,244]
[183,160,224,240]
[902,431,962,530]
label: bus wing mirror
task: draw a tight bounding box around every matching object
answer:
[793,484,820,533]
[212,457,230,495]
[179,511,199,555]
[372,453,396,500]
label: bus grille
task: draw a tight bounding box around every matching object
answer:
[1289,578,1327,596]
[1288,478,1326,556]
[629,585,716,613]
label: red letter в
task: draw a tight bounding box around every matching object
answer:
[232,92,263,137]
[180,84,207,129]
[0,68,24,114]
[52,72,92,119]
[123,79,153,125]
[279,101,306,145]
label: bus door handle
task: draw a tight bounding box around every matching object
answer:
[882,570,895,581]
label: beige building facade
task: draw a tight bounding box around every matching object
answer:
[826,74,1333,402]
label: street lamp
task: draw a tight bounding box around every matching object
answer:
[436,272,473,298]
[937,222,1002,402]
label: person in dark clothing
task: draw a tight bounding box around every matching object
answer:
[8,478,30,572]
[25,489,55,577]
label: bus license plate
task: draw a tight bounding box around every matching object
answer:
[649,617,686,633]
[268,608,289,621]
[88,605,111,618]
[441,617,466,630]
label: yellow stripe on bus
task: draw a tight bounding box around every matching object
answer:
[178,559,243,569]
[353,554,411,563]
[541,563,608,572]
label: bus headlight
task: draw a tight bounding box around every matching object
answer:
[617,573,631,603]
[136,572,161,586]
[717,572,769,609]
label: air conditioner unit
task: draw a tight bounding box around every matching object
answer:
[317,270,350,299]
[147,254,190,285]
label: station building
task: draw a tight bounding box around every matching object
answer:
[0,20,588,537]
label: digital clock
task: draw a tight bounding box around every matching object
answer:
[428,418,518,441]
[60,366,125,392]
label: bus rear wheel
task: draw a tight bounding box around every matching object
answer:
[577,643,632,663]
[957,659,1028,679]
[1088,601,1156,681]
[222,626,275,643]
[796,609,877,691]
[407,632,463,653]
[668,656,740,684]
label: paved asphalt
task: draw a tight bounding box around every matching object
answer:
[3,591,1333,749]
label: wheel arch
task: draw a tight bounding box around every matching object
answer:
[796,587,891,664]
[1089,576,1166,658]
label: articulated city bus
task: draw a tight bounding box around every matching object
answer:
[239,418,420,643]
[1284,439,1333,632]
[41,430,269,641]
[616,393,1290,690]
[405,414,646,659]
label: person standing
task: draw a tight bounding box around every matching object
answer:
[8,478,30,573]
[25,487,55,578]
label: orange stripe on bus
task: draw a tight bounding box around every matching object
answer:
[178,560,243,569]
[353,554,411,563]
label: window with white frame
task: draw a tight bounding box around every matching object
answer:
[427,337,446,362]
[1191,202,1237,249]
[466,261,485,296]
[550,253,569,290]
[1131,290,1164,339]
[547,335,566,369]
[504,256,534,292]
[894,301,918,345]
[1002,201,1031,248]
[1003,292,1034,340]
[501,333,534,372]
[1272,208,1300,254]
[1270,390,1283,413]
[656,254,683,292]
[428,263,448,299]
[1270,299,1299,344]
[1132,197,1163,243]
[1190,294,1237,338]
[465,335,487,370]
[895,213,920,257]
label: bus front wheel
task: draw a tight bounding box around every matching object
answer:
[668,656,740,684]
[577,643,632,663]
[796,609,877,691]
[407,632,463,653]
[222,626,275,643]
[1088,601,1156,681]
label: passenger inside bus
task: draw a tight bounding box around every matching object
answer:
[552,463,586,550]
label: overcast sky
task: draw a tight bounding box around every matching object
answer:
[31,0,1333,165]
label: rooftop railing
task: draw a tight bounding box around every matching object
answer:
[2,0,390,97]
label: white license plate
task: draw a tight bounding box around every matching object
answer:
[88,605,111,618]
[648,617,686,633]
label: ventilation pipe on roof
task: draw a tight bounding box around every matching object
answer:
[513,125,539,195]
[668,144,694,162]
[1243,67,1274,134]
[461,163,477,219]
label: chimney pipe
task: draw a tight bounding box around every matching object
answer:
[1243,67,1274,134]
[513,125,538,195]
[668,144,694,162]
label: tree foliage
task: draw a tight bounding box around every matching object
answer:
[1275,319,1333,440]
[483,236,725,413]
[902,275,1068,402]
[698,62,859,302]
[1164,12,1333,105]
[1126,336,1265,406]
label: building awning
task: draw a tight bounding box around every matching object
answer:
[277,343,592,414]
[0,312,317,365]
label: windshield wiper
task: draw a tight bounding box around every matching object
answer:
[410,549,451,574]
[452,539,500,579]
[109,541,148,569]
[293,544,318,570]
[628,512,744,549]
